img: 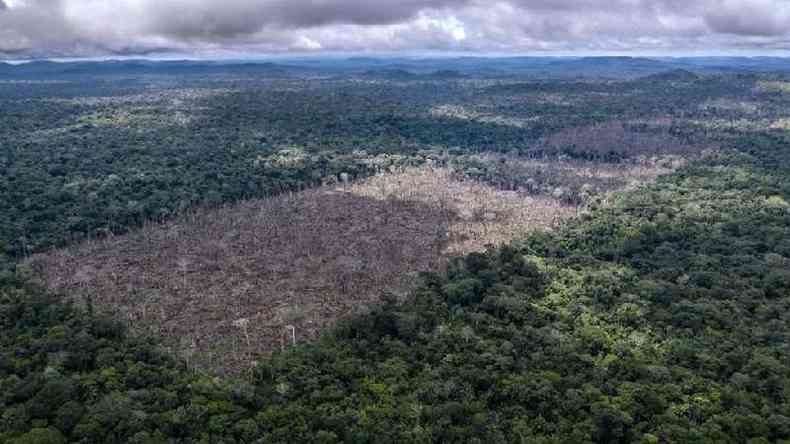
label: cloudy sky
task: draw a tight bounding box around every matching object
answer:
[1,0,790,58]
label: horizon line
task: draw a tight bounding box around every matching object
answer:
[4,52,790,64]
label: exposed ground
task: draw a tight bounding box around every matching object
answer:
[351,167,578,255]
[539,121,705,157]
[28,164,673,374]
[429,104,540,128]
[449,153,682,197]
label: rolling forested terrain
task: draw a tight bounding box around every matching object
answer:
[2,58,790,443]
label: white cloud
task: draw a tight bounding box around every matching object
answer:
[294,36,323,50]
[1,0,790,57]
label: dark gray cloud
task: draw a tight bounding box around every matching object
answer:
[258,0,467,28]
[134,0,472,39]
[1,0,790,58]
[704,0,790,36]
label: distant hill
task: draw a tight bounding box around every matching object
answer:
[0,60,299,78]
[566,56,665,65]
[641,68,701,82]
[361,68,419,80]
[360,69,466,80]
[425,69,466,79]
[3,56,790,80]
[544,56,677,79]
[668,56,790,72]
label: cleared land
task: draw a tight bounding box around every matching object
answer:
[29,163,672,374]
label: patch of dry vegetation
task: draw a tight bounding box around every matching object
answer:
[770,118,790,130]
[501,93,577,106]
[757,80,790,93]
[35,88,233,136]
[347,167,575,255]
[49,87,234,107]
[430,104,539,128]
[452,153,683,198]
[689,117,790,133]
[700,98,761,114]
[539,121,705,157]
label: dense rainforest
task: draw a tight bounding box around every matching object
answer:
[1,60,790,443]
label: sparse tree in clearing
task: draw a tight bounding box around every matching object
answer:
[72,264,96,308]
[285,325,296,348]
[232,317,251,348]
[176,257,191,289]
[280,305,306,350]
[461,326,475,344]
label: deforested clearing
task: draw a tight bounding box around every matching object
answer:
[28,165,647,374]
